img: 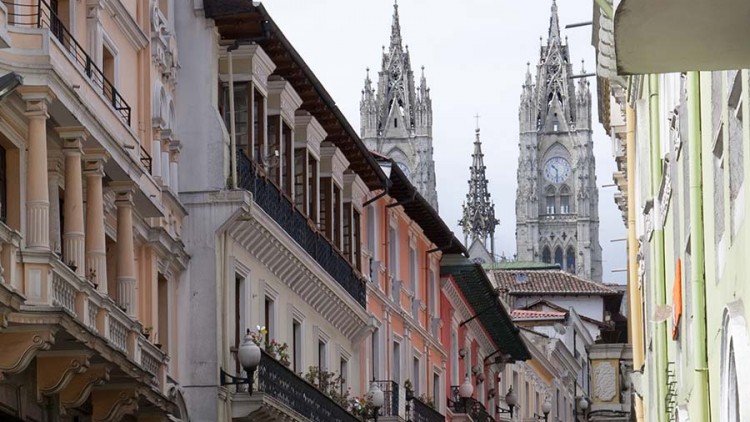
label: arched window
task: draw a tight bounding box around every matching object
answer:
[554,247,563,267]
[566,246,576,273]
[542,246,551,264]
[560,186,571,214]
[545,186,556,214]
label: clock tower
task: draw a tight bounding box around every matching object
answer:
[360,1,439,211]
[515,0,602,281]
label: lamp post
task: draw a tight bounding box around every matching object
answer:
[577,396,590,421]
[458,375,474,413]
[368,381,385,422]
[497,387,517,419]
[219,331,262,394]
[534,398,552,421]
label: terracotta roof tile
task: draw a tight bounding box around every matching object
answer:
[489,269,620,296]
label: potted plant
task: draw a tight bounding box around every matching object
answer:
[404,379,414,400]
[277,342,290,367]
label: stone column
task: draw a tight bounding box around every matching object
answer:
[169,140,181,193]
[22,91,54,250]
[151,126,162,181]
[84,155,108,292]
[112,182,136,317]
[59,128,88,277]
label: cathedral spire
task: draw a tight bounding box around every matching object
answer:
[548,0,561,44]
[390,0,402,50]
[459,124,498,263]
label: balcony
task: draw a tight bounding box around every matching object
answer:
[237,150,366,307]
[372,380,401,419]
[411,395,445,422]
[231,350,360,422]
[4,0,132,125]
[448,386,493,422]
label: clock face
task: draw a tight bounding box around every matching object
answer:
[543,157,571,183]
[396,161,411,178]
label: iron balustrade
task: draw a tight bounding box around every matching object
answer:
[371,380,400,418]
[139,143,153,174]
[256,350,360,422]
[237,150,367,307]
[411,396,444,422]
[447,387,493,422]
[2,0,132,126]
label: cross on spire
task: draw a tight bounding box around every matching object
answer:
[474,113,481,131]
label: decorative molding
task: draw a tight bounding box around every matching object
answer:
[103,0,149,49]
[59,364,111,413]
[593,361,617,402]
[0,328,56,379]
[36,351,93,401]
[91,386,139,422]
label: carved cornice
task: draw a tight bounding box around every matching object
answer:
[36,351,93,401]
[0,327,56,379]
[102,0,149,49]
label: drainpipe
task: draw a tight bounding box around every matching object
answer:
[648,74,668,422]
[687,70,709,421]
[626,104,645,422]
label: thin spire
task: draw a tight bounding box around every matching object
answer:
[459,125,499,254]
[548,0,561,44]
[390,0,402,49]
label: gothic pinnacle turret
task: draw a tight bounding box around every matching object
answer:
[360,1,439,211]
[459,126,498,264]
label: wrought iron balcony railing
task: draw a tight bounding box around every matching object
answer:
[448,386,493,422]
[3,0,133,127]
[256,350,359,422]
[237,150,367,307]
[372,380,400,418]
[411,395,444,422]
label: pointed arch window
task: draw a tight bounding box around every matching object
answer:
[566,246,576,273]
[545,186,556,214]
[542,246,551,264]
[554,247,563,267]
[560,186,570,214]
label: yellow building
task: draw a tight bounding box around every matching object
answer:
[0,0,188,420]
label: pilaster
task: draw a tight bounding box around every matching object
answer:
[59,128,88,277]
[169,140,181,192]
[48,153,63,255]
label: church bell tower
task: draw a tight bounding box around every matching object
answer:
[360,1,439,211]
[515,0,602,281]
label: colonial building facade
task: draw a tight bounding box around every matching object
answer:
[0,0,189,420]
[360,2,439,211]
[515,1,602,281]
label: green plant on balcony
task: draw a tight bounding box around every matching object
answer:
[404,379,414,400]
[303,366,351,408]
[348,395,374,419]
[248,326,268,346]
[418,393,436,409]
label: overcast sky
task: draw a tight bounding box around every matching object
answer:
[263,0,626,284]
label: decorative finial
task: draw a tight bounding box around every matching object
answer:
[581,59,586,73]
[474,113,481,132]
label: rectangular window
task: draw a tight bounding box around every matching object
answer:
[320,178,331,237]
[371,328,380,379]
[252,88,265,161]
[353,210,362,271]
[264,296,273,345]
[409,246,417,294]
[560,194,570,213]
[292,320,301,372]
[267,116,280,185]
[282,122,293,197]
[343,203,353,260]
[308,155,318,222]
[318,340,327,371]
[294,149,307,212]
[102,44,116,101]
[413,356,420,394]
[393,341,401,383]
[428,271,436,315]
[546,195,555,214]
[389,226,398,277]
[340,357,349,395]
[223,83,250,151]
[433,372,440,410]
[333,184,342,249]
[158,274,170,352]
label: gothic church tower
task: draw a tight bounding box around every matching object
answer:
[515,0,603,281]
[459,127,499,264]
[360,1,438,211]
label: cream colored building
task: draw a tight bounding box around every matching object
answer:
[0,0,188,420]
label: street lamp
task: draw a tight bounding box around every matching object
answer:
[534,398,552,421]
[219,330,262,394]
[577,396,590,421]
[497,387,517,418]
[458,375,474,413]
[368,381,385,421]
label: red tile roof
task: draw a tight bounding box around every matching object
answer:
[489,270,620,296]
[511,309,566,320]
